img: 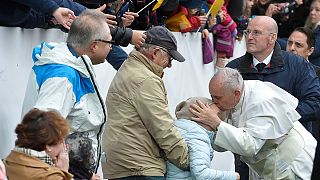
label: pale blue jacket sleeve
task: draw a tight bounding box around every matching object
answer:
[187,133,237,180]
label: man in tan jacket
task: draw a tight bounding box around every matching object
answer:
[103,26,189,180]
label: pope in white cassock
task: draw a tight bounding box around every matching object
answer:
[190,67,316,180]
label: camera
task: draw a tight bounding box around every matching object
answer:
[281,1,297,14]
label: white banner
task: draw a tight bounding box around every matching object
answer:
[0,27,246,171]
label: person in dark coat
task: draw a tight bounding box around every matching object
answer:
[226,15,320,180]
[251,0,310,39]
[286,27,320,140]
[0,0,81,29]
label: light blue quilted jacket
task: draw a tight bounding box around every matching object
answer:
[166,119,236,180]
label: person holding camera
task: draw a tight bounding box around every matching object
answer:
[251,0,308,39]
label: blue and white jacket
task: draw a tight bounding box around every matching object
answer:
[166,119,237,180]
[22,42,106,177]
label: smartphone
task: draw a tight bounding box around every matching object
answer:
[117,1,130,19]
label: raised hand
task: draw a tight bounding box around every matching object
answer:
[121,12,139,27]
[189,100,221,130]
[96,4,118,27]
[52,7,76,30]
[131,30,146,48]
[54,142,69,171]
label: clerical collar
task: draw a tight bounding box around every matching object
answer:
[252,50,273,67]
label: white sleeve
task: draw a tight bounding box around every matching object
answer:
[188,135,237,180]
[214,121,266,157]
[34,77,74,118]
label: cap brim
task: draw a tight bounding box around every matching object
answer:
[169,50,186,62]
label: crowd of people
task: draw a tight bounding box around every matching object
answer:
[1,0,320,179]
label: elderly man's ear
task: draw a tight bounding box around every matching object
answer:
[271,33,277,42]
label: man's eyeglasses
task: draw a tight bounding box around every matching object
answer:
[157,47,173,62]
[243,29,276,37]
[94,39,115,48]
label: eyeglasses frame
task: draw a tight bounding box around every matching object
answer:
[94,39,115,48]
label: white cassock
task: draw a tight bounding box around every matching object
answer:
[214,80,316,179]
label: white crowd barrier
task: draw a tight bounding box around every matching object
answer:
[0,26,246,171]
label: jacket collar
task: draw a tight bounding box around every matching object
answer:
[238,42,284,73]
[129,49,164,77]
[6,150,51,168]
[34,42,92,78]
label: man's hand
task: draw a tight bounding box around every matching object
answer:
[105,14,118,27]
[131,30,146,48]
[122,12,139,27]
[96,4,118,27]
[265,4,280,17]
[96,4,107,12]
[52,7,76,30]
[189,100,221,130]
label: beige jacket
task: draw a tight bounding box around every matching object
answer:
[103,50,189,179]
[5,150,73,180]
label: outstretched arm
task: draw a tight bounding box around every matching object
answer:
[51,7,75,29]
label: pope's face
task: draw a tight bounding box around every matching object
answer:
[209,78,239,111]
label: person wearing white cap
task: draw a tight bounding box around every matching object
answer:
[103,26,188,180]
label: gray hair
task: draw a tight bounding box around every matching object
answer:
[214,68,244,92]
[136,43,168,57]
[66,9,109,50]
[137,43,155,51]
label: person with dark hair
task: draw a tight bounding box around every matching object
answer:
[251,0,309,39]
[4,108,72,180]
[21,9,111,179]
[287,27,316,61]
[286,26,320,140]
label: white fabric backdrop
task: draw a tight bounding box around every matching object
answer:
[0,26,246,171]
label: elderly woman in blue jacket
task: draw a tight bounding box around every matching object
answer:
[166,97,239,180]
